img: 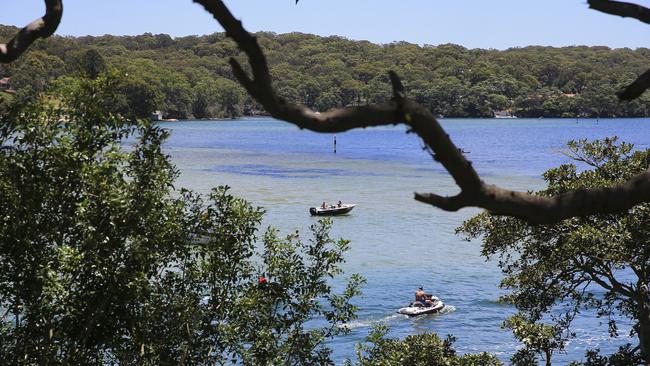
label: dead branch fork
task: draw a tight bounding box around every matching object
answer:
[0,0,62,63]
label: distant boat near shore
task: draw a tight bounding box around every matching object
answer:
[151,110,179,122]
[494,110,518,119]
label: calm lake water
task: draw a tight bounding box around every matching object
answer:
[162,117,649,364]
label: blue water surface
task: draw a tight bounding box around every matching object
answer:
[162,117,650,364]
[165,117,649,177]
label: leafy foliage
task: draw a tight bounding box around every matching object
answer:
[0,72,364,365]
[503,313,565,366]
[458,138,650,363]
[567,344,643,366]
[347,324,502,366]
[82,49,107,80]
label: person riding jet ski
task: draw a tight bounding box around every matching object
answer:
[414,286,435,307]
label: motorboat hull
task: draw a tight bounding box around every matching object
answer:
[309,204,356,216]
[398,301,445,317]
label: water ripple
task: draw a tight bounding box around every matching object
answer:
[205,164,387,179]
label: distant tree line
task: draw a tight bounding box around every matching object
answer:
[0,24,648,120]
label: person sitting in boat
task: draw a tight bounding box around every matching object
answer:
[321,202,327,209]
[414,286,434,307]
[337,200,342,207]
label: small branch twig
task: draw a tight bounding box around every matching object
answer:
[194,0,650,225]
[0,0,63,63]
[617,68,650,101]
[588,0,650,24]
[588,0,650,100]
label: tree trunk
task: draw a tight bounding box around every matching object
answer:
[639,306,650,366]
[545,349,552,366]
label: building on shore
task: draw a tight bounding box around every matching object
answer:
[151,110,164,121]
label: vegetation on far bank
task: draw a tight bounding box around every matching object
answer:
[1,24,649,120]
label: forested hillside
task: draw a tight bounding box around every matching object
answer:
[1,25,648,119]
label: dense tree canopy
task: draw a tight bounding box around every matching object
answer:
[0,25,648,119]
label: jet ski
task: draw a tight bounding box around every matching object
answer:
[398,296,445,317]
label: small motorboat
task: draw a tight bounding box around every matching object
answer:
[309,203,356,216]
[398,296,445,317]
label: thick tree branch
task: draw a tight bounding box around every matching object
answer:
[0,0,63,63]
[593,262,636,297]
[195,0,650,224]
[416,169,650,224]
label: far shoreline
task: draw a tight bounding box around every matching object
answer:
[158,115,650,122]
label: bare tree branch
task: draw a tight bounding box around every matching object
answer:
[414,170,650,224]
[588,0,650,24]
[0,0,63,63]
[194,0,650,225]
[588,0,650,100]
